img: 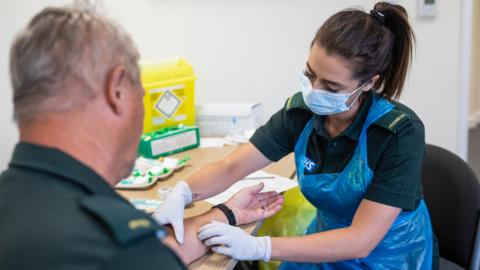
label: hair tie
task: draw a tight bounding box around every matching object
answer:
[370,10,385,24]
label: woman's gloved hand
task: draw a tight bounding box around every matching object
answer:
[198,220,272,261]
[152,181,192,244]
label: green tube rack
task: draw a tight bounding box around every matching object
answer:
[138,126,200,158]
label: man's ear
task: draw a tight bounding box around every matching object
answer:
[105,65,128,115]
[362,74,380,91]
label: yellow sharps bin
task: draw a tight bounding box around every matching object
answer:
[140,58,197,133]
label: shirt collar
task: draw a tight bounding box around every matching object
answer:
[9,142,121,198]
[313,91,373,141]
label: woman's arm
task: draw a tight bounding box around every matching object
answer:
[186,142,272,201]
[270,199,401,262]
[200,199,401,263]
[152,142,273,244]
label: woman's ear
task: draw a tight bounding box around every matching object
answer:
[362,74,380,91]
[105,65,127,115]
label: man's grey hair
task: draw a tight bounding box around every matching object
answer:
[9,0,140,124]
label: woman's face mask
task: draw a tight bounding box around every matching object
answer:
[300,73,364,116]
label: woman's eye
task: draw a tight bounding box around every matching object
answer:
[325,87,339,93]
[303,71,315,79]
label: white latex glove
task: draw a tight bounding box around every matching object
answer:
[152,181,192,244]
[197,220,272,262]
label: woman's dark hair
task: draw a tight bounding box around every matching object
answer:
[313,2,415,100]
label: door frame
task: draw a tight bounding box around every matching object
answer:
[459,0,474,160]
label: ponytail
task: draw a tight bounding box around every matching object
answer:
[373,2,415,99]
[314,2,416,100]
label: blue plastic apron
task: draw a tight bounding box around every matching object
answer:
[279,95,433,270]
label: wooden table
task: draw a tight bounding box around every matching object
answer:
[118,146,295,270]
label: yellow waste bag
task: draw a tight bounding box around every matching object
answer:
[258,186,316,270]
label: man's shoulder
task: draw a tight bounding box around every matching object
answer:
[0,165,88,208]
[0,168,185,270]
[77,195,185,269]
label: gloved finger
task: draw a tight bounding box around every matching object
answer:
[152,215,168,225]
[197,223,211,234]
[151,208,169,224]
[197,227,218,241]
[204,235,232,247]
[197,221,222,236]
[197,222,227,241]
[171,219,185,244]
[211,246,233,257]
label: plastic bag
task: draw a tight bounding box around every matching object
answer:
[258,187,316,270]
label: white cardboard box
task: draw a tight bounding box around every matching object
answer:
[195,103,263,137]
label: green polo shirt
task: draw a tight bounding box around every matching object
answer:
[251,91,425,211]
[0,143,186,270]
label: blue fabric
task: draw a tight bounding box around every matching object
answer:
[279,94,433,270]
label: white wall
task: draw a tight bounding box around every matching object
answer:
[470,0,480,128]
[0,0,466,169]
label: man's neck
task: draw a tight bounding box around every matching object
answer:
[19,119,117,186]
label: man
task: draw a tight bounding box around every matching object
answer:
[0,2,283,269]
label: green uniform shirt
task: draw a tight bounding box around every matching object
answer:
[0,143,186,270]
[251,91,425,211]
[252,91,439,268]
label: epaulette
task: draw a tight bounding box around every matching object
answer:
[80,196,163,245]
[374,108,412,134]
[284,92,310,112]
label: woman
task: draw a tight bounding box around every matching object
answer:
[154,2,438,269]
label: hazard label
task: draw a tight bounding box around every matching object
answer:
[155,90,182,118]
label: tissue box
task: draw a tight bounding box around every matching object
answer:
[195,103,263,137]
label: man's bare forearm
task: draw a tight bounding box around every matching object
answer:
[162,208,228,264]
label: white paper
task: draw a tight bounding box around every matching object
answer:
[204,171,298,205]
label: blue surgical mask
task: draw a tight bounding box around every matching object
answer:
[300,73,364,115]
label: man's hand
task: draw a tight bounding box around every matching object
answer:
[152,181,192,244]
[224,182,283,225]
[198,221,272,261]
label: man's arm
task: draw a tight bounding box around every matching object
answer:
[161,183,284,265]
[161,208,228,264]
